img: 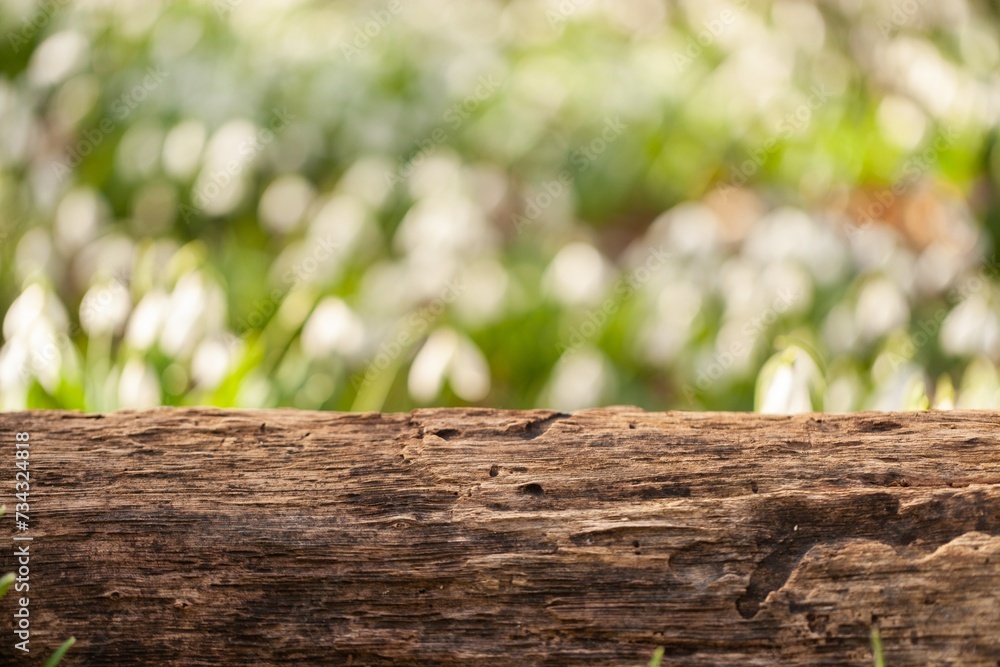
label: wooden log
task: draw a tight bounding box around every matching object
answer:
[2,407,999,666]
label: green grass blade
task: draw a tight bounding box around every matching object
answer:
[648,647,665,667]
[0,572,15,598]
[871,627,885,667]
[43,637,76,667]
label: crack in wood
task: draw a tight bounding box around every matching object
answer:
[736,489,1000,618]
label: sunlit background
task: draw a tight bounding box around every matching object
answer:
[2,0,1000,413]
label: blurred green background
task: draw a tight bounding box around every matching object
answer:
[2,0,1000,413]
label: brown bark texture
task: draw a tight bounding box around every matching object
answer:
[1,407,999,666]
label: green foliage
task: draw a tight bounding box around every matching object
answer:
[1,2,999,414]
[871,627,886,667]
[43,638,77,667]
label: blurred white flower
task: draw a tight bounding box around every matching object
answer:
[877,95,927,151]
[0,285,74,396]
[162,119,207,179]
[300,297,365,358]
[755,345,823,414]
[125,290,170,350]
[914,242,965,295]
[849,225,904,272]
[235,371,273,409]
[308,193,370,257]
[14,229,55,284]
[408,328,491,403]
[335,156,395,209]
[542,242,610,307]
[5,284,68,335]
[408,153,463,200]
[824,368,862,413]
[55,187,105,253]
[650,202,719,258]
[0,337,31,408]
[25,319,67,393]
[822,303,859,355]
[259,174,315,234]
[191,338,236,390]
[355,260,448,317]
[72,233,136,291]
[543,347,611,411]
[772,0,826,53]
[116,121,164,182]
[79,280,132,336]
[192,119,258,216]
[271,237,342,288]
[449,334,492,402]
[29,30,89,88]
[755,261,812,315]
[409,329,457,403]
[855,276,910,342]
[118,358,161,408]
[718,256,759,314]
[203,119,258,170]
[159,273,226,358]
[642,280,702,363]
[881,37,958,120]
[453,257,509,326]
[744,207,847,284]
[4,284,62,339]
[394,193,498,258]
[940,294,1000,358]
[869,364,929,411]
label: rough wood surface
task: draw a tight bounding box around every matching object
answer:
[2,407,999,666]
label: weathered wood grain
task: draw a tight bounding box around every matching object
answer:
[1,407,999,666]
